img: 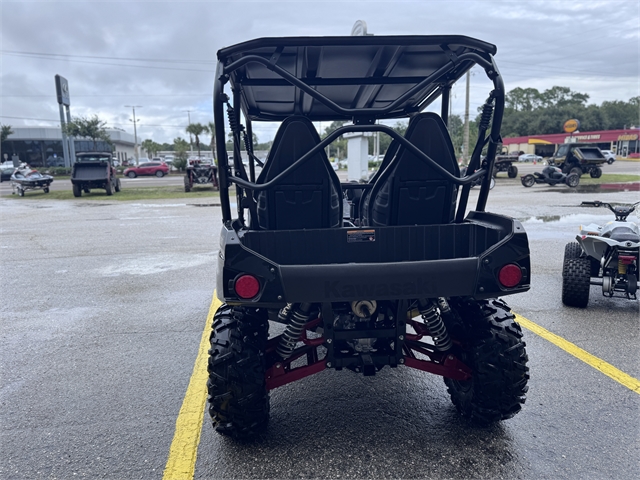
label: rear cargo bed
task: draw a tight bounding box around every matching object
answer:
[218,211,530,304]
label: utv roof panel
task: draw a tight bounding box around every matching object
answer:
[217,35,497,122]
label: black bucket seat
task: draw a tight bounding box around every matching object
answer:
[255,116,342,230]
[363,113,459,226]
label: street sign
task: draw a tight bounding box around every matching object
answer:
[55,75,70,106]
[563,119,579,134]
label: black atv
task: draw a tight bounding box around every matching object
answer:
[208,35,531,439]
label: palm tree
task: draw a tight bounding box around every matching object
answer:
[185,122,207,159]
[141,139,156,159]
[1,124,13,143]
[207,121,216,162]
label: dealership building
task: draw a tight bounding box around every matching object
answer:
[501,127,639,158]
[0,126,137,167]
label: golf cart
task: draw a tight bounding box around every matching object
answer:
[209,35,531,438]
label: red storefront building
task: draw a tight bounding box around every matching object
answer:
[501,128,639,158]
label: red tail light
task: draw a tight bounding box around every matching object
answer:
[498,264,522,288]
[619,255,636,265]
[234,274,260,299]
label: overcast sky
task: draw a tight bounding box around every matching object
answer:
[1,0,638,146]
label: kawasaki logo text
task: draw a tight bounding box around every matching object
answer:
[324,278,436,299]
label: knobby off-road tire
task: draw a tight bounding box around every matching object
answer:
[562,257,591,307]
[590,167,602,179]
[115,178,121,192]
[444,298,529,425]
[507,165,518,178]
[73,184,82,197]
[207,304,269,439]
[105,180,114,196]
[564,242,582,260]
[565,242,599,276]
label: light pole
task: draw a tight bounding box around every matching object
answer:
[125,105,142,162]
[184,110,193,154]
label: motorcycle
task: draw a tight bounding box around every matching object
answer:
[562,200,640,307]
[521,166,579,188]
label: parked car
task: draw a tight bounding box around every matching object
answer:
[46,156,65,167]
[518,153,542,163]
[600,150,616,164]
[123,161,169,178]
[1,165,15,182]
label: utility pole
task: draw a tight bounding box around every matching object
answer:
[184,110,193,154]
[125,105,142,162]
[463,71,470,163]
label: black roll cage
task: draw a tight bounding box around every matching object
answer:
[213,39,505,226]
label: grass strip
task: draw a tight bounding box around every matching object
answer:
[4,185,221,201]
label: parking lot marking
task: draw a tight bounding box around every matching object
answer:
[515,313,640,394]
[163,293,221,480]
[161,303,638,479]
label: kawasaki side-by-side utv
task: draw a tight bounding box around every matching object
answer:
[209,35,531,438]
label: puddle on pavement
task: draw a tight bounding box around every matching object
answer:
[519,211,638,225]
[567,183,640,193]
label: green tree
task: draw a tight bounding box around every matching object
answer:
[1,124,13,143]
[207,121,216,161]
[539,86,589,108]
[141,139,161,158]
[1,124,13,160]
[185,122,208,158]
[173,137,190,171]
[62,115,113,150]
[370,121,409,159]
[506,87,543,112]
[321,120,347,159]
[600,97,640,129]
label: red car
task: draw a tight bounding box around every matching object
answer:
[123,161,169,178]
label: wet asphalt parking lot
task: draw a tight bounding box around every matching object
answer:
[1,162,639,479]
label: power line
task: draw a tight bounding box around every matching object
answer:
[0,49,216,65]
[0,115,187,128]
[1,94,211,98]
[1,52,215,73]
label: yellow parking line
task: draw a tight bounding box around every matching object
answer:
[163,293,221,480]
[163,300,639,480]
[515,313,640,394]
